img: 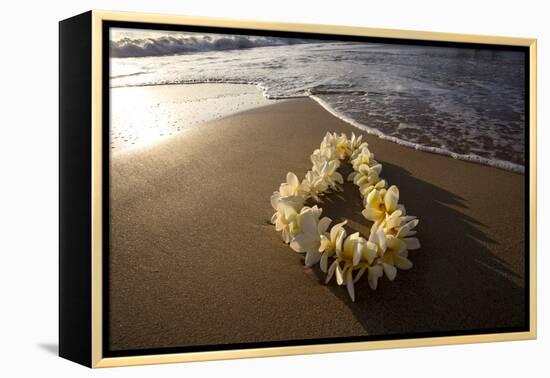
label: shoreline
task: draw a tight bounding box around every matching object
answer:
[110,83,283,154]
[111,81,524,173]
[308,94,525,174]
[109,96,525,351]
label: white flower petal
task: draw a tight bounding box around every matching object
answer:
[318,217,332,234]
[319,235,330,252]
[287,172,299,189]
[353,266,367,283]
[384,185,399,213]
[367,276,378,290]
[382,263,397,281]
[368,265,383,290]
[375,180,386,190]
[270,192,281,210]
[404,237,421,250]
[362,208,384,222]
[398,204,407,215]
[367,165,380,177]
[395,256,413,270]
[326,260,338,284]
[320,252,329,272]
[335,229,346,256]
[396,219,419,238]
[353,245,362,266]
[282,228,290,244]
[336,264,345,285]
[330,220,347,242]
[333,171,344,184]
[375,228,387,254]
[298,211,318,235]
[359,184,375,197]
[364,242,378,264]
[290,234,309,253]
[346,270,355,302]
[343,233,359,259]
[305,250,322,267]
[356,175,369,187]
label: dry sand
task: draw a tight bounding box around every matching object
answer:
[109,96,526,352]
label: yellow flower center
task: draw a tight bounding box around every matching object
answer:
[290,222,300,235]
[336,143,347,153]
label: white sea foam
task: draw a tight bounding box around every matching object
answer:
[309,95,525,174]
[110,38,526,173]
[110,34,311,58]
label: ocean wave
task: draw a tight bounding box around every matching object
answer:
[110,35,311,58]
[110,41,525,173]
[309,95,525,174]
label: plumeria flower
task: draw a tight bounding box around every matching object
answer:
[279,172,306,198]
[361,189,386,222]
[348,164,387,197]
[350,222,387,289]
[272,204,322,245]
[290,207,331,267]
[384,209,407,231]
[383,185,401,213]
[382,209,419,239]
[311,146,338,165]
[320,132,338,148]
[307,204,323,221]
[270,202,300,244]
[270,191,304,213]
[381,211,421,251]
[313,159,344,191]
[320,132,351,160]
[352,164,382,186]
[347,132,364,155]
[350,146,375,169]
[396,217,419,238]
[318,220,347,272]
[333,133,351,160]
[353,262,384,290]
[270,172,307,211]
[380,235,414,280]
[396,219,421,251]
[326,232,375,302]
[368,220,388,255]
[359,179,387,198]
[362,185,402,222]
[369,221,417,280]
[300,170,329,202]
[350,142,370,160]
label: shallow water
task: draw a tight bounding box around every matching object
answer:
[111,38,525,172]
[110,84,280,154]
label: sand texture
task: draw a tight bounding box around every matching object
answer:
[109,96,526,351]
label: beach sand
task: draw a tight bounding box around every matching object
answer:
[109,93,526,351]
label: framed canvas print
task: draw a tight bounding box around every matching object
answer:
[59,10,537,368]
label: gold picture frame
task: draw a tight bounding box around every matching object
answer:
[59,9,537,368]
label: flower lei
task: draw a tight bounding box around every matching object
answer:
[270,132,420,302]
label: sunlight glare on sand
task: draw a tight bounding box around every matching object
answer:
[109,83,279,154]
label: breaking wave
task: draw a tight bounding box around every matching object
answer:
[110,35,312,58]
